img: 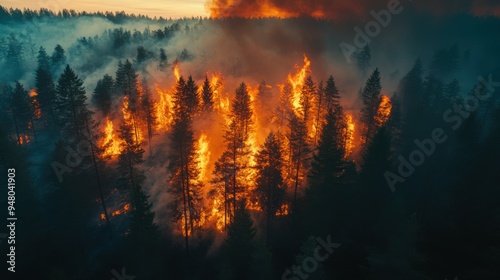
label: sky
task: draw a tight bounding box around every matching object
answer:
[0,0,210,18]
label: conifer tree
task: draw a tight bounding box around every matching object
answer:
[360,68,382,143]
[222,200,256,280]
[92,74,114,116]
[167,75,203,254]
[201,76,214,112]
[254,132,286,240]
[54,65,90,141]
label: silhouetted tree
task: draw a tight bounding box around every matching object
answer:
[92,74,114,116]
[254,132,286,240]
[360,68,382,143]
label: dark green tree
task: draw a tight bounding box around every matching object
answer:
[360,68,382,143]
[92,74,114,116]
[222,200,257,280]
[254,132,286,240]
[54,65,90,141]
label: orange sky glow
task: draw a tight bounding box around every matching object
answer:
[1,0,210,18]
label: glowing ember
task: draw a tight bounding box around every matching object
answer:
[101,117,121,157]
[29,89,42,119]
[18,134,31,145]
[375,95,392,126]
[276,203,290,216]
[101,203,131,220]
[197,132,211,183]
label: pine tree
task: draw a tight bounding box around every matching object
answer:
[159,48,168,70]
[115,59,140,110]
[184,75,200,113]
[324,75,340,113]
[254,132,286,240]
[223,200,256,280]
[117,119,145,189]
[139,78,157,157]
[167,76,203,254]
[92,74,114,116]
[210,151,233,228]
[129,183,158,238]
[212,82,254,223]
[11,82,36,144]
[309,108,346,189]
[288,112,310,212]
[201,76,214,112]
[51,44,67,75]
[3,34,23,81]
[36,46,51,73]
[360,68,382,143]
[353,45,371,76]
[300,76,316,125]
[54,65,90,142]
[274,81,293,130]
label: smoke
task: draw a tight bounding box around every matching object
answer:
[207,0,500,19]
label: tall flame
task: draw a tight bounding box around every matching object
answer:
[155,85,174,130]
[345,114,355,157]
[287,55,311,116]
[173,61,181,81]
[197,132,211,183]
[102,117,121,157]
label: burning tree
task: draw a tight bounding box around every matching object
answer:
[138,78,157,157]
[167,76,203,254]
[287,112,310,212]
[10,82,37,144]
[212,82,254,226]
[360,68,383,143]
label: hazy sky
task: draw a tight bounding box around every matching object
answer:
[0,0,210,18]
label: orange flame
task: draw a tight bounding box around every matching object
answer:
[29,89,42,119]
[286,55,311,116]
[173,61,180,81]
[18,134,31,145]
[101,117,121,157]
[197,132,211,183]
[345,114,355,157]
[375,95,392,126]
[155,85,174,130]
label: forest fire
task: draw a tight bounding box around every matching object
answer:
[101,117,121,157]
